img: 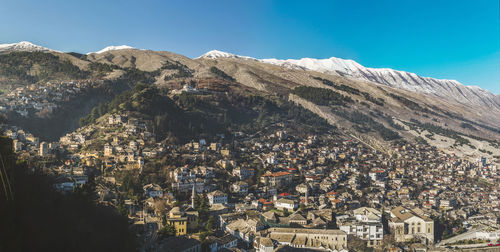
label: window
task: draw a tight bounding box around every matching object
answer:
[418,227,421,233]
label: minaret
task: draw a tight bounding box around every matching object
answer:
[191,184,196,208]
[305,189,309,206]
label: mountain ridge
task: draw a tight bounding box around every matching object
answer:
[198,49,500,111]
[1,41,495,97]
[0,41,58,53]
[0,44,499,159]
[87,45,137,55]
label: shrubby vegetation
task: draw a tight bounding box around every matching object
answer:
[160,60,194,80]
[443,110,500,134]
[332,109,400,140]
[0,51,89,83]
[375,113,405,131]
[389,93,435,114]
[415,136,429,145]
[81,83,332,143]
[88,62,118,78]
[7,80,128,141]
[209,66,235,81]
[119,67,157,85]
[173,91,332,138]
[79,83,150,126]
[66,52,87,59]
[312,76,384,106]
[292,86,354,106]
[408,119,471,146]
[460,122,477,131]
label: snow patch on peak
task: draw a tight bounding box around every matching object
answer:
[88,45,136,54]
[197,50,255,60]
[190,49,497,105]
[0,41,57,52]
[258,55,497,105]
[261,56,365,74]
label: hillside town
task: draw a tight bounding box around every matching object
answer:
[0,80,102,117]
[2,1,500,251]
[2,104,499,251]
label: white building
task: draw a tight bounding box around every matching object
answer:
[39,141,49,156]
[13,140,22,152]
[207,190,228,206]
[232,167,255,180]
[143,184,163,198]
[389,206,434,245]
[274,198,298,211]
[257,228,347,251]
[231,181,248,195]
[339,207,384,247]
[104,144,113,156]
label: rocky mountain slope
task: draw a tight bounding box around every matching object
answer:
[200,50,500,114]
[0,42,498,160]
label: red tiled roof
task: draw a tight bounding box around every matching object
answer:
[262,171,291,177]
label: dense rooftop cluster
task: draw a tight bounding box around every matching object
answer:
[3,102,498,251]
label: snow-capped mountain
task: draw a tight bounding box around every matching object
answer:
[87,45,136,55]
[262,57,364,75]
[197,50,255,60]
[0,41,57,53]
[262,57,500,108]
[199,50,500,108]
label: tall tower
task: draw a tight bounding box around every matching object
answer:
[191,184,196,208]
[305,188,309,207]
[39,142,48,156]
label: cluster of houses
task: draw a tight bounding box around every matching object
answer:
[60,114,164,173]
[0,80,100,117]
[2,107,499,251]
[1,124,89,193]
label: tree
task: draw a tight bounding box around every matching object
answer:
[196,195,210,226]
[75,173,97,204]
[205,216,214,231]
[116,197,129,216]
[158,223,176,239]
[299,203,307,211]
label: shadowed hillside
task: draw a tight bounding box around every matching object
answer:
[0,136,136,252]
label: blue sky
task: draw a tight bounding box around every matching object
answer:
[1,0,499,93]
